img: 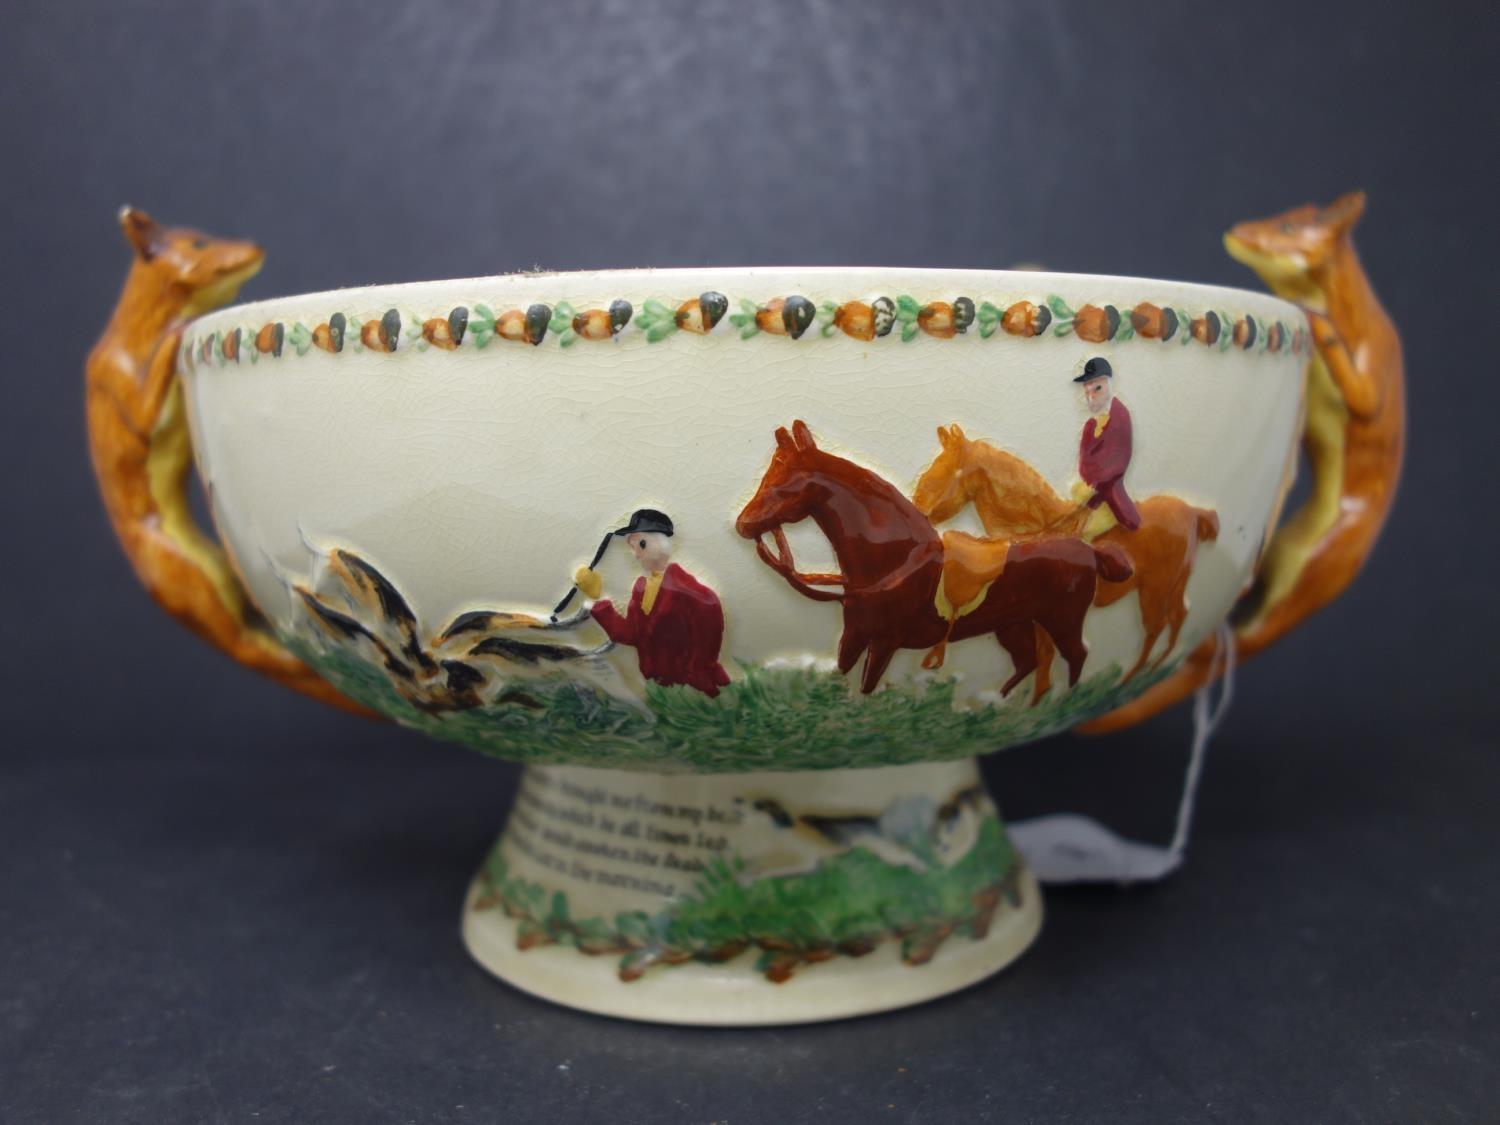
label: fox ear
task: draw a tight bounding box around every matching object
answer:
[119,206,164,261]
[774,426,795,452]
[937,424,955,449]
[791,419,816,451]
[949,422,966,443]
[1321,191,1366,232]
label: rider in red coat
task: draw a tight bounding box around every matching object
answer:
[574,509,731,697]
[1075,357,1141,531]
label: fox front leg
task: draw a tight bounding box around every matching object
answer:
[1306,310,1381,419]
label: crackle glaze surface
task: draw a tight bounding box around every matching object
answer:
[183,267,1304,771]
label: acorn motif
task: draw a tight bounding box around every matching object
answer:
[754,295,816,339]
[1290,324,1307,354]
[423,306,469,350]
[497,303,551,345]
[916,297,976,339]
[1265,321,1285,352]
[361,309,401,352]
[832,297,897,340]
[1130,302,1178,341]
[1001,300,1052,337]
[573,299,633,341]
[1190,311,1221,345]
[256,322,285,357]
[198,335,215,364]
[675,291,728,334]
[221,327,241,362]
[1232,316,1258,349]
[1073,304,1120,344]
[314,312,346,353]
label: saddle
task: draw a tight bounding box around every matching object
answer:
[923,531,1011,670]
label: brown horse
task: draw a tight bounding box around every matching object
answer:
[735,421,1132,697]
[912,424,1219,693]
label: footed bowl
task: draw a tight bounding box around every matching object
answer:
[90,198,1402,1023]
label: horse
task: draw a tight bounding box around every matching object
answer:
[735,420,1133,698]
[912,423,1219,691]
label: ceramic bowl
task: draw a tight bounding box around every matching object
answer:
[93,196,1401,1023]
[180,268,1304,770]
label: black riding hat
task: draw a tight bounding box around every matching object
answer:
[614,508,674,538]
[1073,356,1113,383]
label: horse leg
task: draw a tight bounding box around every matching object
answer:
[1122,623,1163,682]
[993,620,1038,701]
[859,641,899,694]
[1030,624,1055,704]
[836,626,869,676]
[1151,582,1192,671]
[1042,590,1092,688]
[1122,579,1164,682]
[921,622,955,670]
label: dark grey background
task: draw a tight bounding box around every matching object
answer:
[3,2,1496,1122]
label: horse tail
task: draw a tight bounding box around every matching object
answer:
[1196,508,1220,543]
[1091,542,1134,583]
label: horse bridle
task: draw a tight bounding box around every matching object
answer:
[755,526,846,603]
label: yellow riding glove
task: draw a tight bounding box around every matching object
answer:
[574,566,603,600]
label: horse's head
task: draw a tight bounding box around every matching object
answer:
[735,420,826,541]
[912,423,973,523]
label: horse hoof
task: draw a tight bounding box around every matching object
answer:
[921,648,946,670]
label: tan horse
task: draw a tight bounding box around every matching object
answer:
[912,424,1219,696]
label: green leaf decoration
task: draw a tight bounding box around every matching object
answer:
[740,325,759,340]
[472,326,493,349]
[646,322,676,343]
[549,302,576,335]
[896,294,920,317]
[1046,295,1074,318]
[642,299,672,319]
[1053,321,1074,337]
[288,322,312,356]
[979,322,997,339]
[901,323,918,342]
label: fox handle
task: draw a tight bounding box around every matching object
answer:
[86,209,373,717]
[1082,191,1404,733]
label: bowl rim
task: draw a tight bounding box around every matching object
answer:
[194,264,1305,334]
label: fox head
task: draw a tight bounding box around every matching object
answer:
[118,206,264,312]
[1223,192,1366,301]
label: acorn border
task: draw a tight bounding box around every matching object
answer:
[180,291,1307,372]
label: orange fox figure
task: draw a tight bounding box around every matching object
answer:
[1085,192,1404,732]
[86,207,368,714]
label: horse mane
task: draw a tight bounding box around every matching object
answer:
[806,445,940,554]
[810,446,925,516]
[962,438,1079,538]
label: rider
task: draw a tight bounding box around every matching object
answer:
[573,509,731,697]
[1072,357,1141,538]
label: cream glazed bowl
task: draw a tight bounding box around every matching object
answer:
[98,196,1410,1026]
[170,265,1305,1022]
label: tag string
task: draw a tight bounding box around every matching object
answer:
[1169,620,1237,860]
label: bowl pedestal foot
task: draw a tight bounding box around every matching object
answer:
[462,757,1041,1025]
